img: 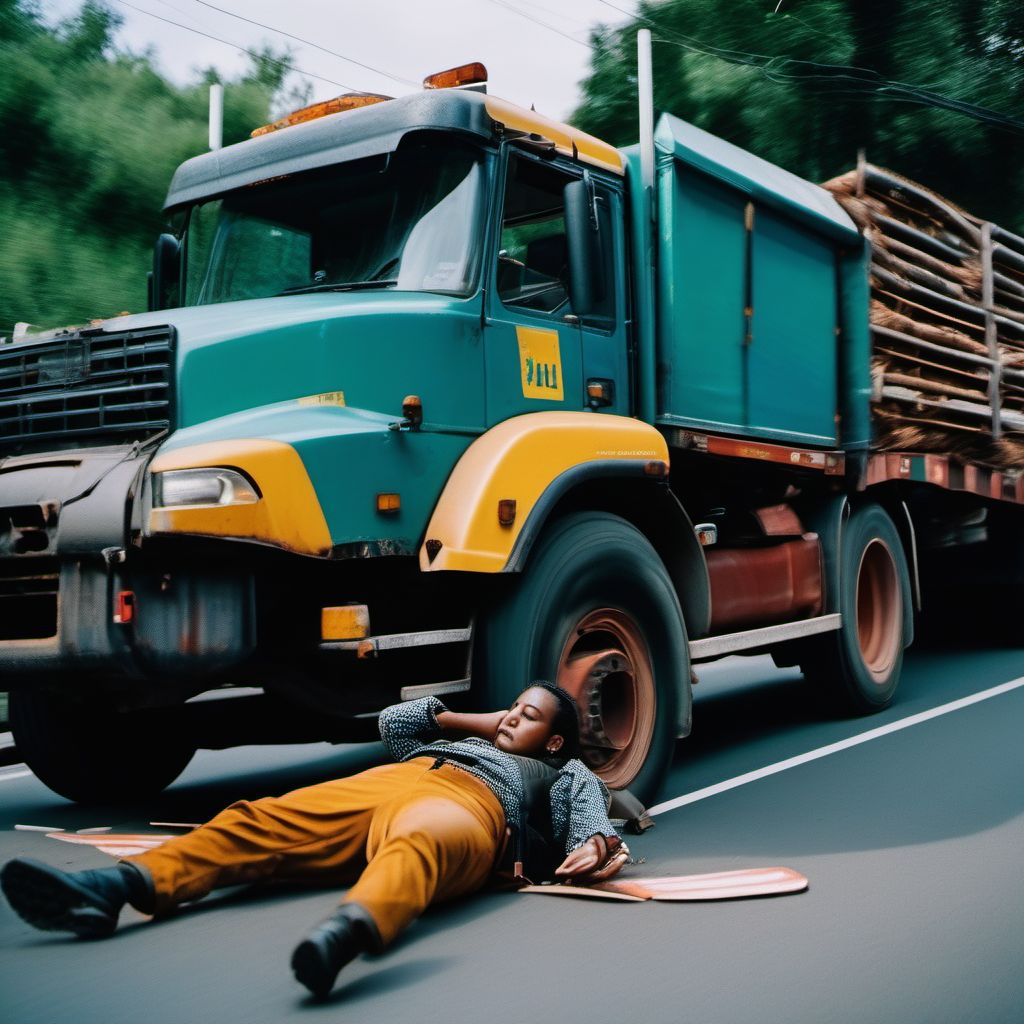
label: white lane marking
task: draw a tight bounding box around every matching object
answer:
[650,675,1024,817]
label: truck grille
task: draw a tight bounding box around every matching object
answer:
[0,325,175,456]
[0,557,59,640]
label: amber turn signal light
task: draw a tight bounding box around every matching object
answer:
[586,378,614,408]
[321,604,370,641]
[376,493,401,514]
[251,93,392,137]
[423,62,488,91]
[402,395,423,430]
[498,499,517,527]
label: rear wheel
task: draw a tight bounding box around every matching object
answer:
[10,689,194,804]
[801,503,910,713]
[475,511,688,803]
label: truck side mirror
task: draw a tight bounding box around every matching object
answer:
[563,177,605,317]
[150,233,181,311]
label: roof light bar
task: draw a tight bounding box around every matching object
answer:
[251,92,393,137]
[422,62,488,92]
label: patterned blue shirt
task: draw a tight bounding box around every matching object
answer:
[379,696,618,854]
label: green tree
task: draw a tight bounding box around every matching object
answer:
[0,1,295,334]
[573,0,1024,231]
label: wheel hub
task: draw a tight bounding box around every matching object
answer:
[556,609,656,791]
[855,539,901,683]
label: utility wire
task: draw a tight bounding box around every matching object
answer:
[487,0,593,51]
[192,1,419,88]
[110,0,356,90]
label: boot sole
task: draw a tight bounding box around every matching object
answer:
[0,858,118,939]
[291,938,340,999]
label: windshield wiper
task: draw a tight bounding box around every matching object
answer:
[277,280,397,296]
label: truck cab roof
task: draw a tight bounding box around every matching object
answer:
[164,89,623,211]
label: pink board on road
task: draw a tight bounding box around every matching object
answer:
[520,866,808,902]
[47,833,176,858]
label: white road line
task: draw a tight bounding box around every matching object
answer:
[649,675,1024,818]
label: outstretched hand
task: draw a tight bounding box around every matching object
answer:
[554,834,630,884]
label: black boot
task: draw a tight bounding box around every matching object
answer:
[0,857,154,939]
[290,904,381,999]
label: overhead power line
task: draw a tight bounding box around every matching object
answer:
[192,1,419,89]
[487,0,593,50]
[110,0,356,91]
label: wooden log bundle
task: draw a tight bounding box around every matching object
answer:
[823,164,1024,470]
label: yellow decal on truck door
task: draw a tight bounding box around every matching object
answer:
[516,326,564,401]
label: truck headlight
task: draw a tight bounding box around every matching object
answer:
[153,468,260,509]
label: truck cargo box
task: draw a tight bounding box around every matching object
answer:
[652,113,870,451]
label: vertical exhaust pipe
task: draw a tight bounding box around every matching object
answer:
[637,28,655,222]
[209,83,224,151]
[635,29,657,423]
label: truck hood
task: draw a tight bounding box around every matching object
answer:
[102,290,485,432]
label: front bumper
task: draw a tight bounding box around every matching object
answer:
[0,445,255,683]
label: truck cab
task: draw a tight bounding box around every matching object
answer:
[0,80,673,802]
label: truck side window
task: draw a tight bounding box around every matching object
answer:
[497,155,574,316]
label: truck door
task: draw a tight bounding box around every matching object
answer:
[484,150,584,425]
[578,183,630,417]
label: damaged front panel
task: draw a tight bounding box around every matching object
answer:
[0,444,257,682]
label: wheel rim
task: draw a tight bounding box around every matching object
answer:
[855,539,901,683]
[555,608,656,791]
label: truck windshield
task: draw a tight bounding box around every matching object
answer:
[182,136,486,305]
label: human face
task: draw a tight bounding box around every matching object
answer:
[493,687,564,757]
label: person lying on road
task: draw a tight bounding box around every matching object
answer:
[1,682,630,999]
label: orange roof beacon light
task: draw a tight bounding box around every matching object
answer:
[251,93,393,137]
[422,62,488,93]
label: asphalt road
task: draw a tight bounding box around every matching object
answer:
[2,643,1023,1024]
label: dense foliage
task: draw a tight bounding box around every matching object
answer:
[0,0,293,334]
[573,0,1024,231]
[2,1,1020,335]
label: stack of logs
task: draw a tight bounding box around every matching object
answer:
[823,162,1024,470]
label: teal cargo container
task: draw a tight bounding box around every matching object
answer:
[652,114,869,449]
[1,53,1022,806]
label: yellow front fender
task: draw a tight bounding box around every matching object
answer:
[419,412,668,572]
[147,439,333,557]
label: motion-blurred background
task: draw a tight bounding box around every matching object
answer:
[1,0,1021,336]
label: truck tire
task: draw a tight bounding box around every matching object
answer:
[475,511,688,804]
[9,690,194,804]
[801,503,911,714]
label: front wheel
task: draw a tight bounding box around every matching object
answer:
[475,511,689,803]
[801,503,911,714]
[10,689,195,804]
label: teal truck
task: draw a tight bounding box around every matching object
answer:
[2,58,1022,804]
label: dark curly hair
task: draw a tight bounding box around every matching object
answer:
[524,680,582,763]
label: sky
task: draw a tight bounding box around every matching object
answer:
[43,0,641,123]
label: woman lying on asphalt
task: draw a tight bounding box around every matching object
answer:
[1,682,629,999]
